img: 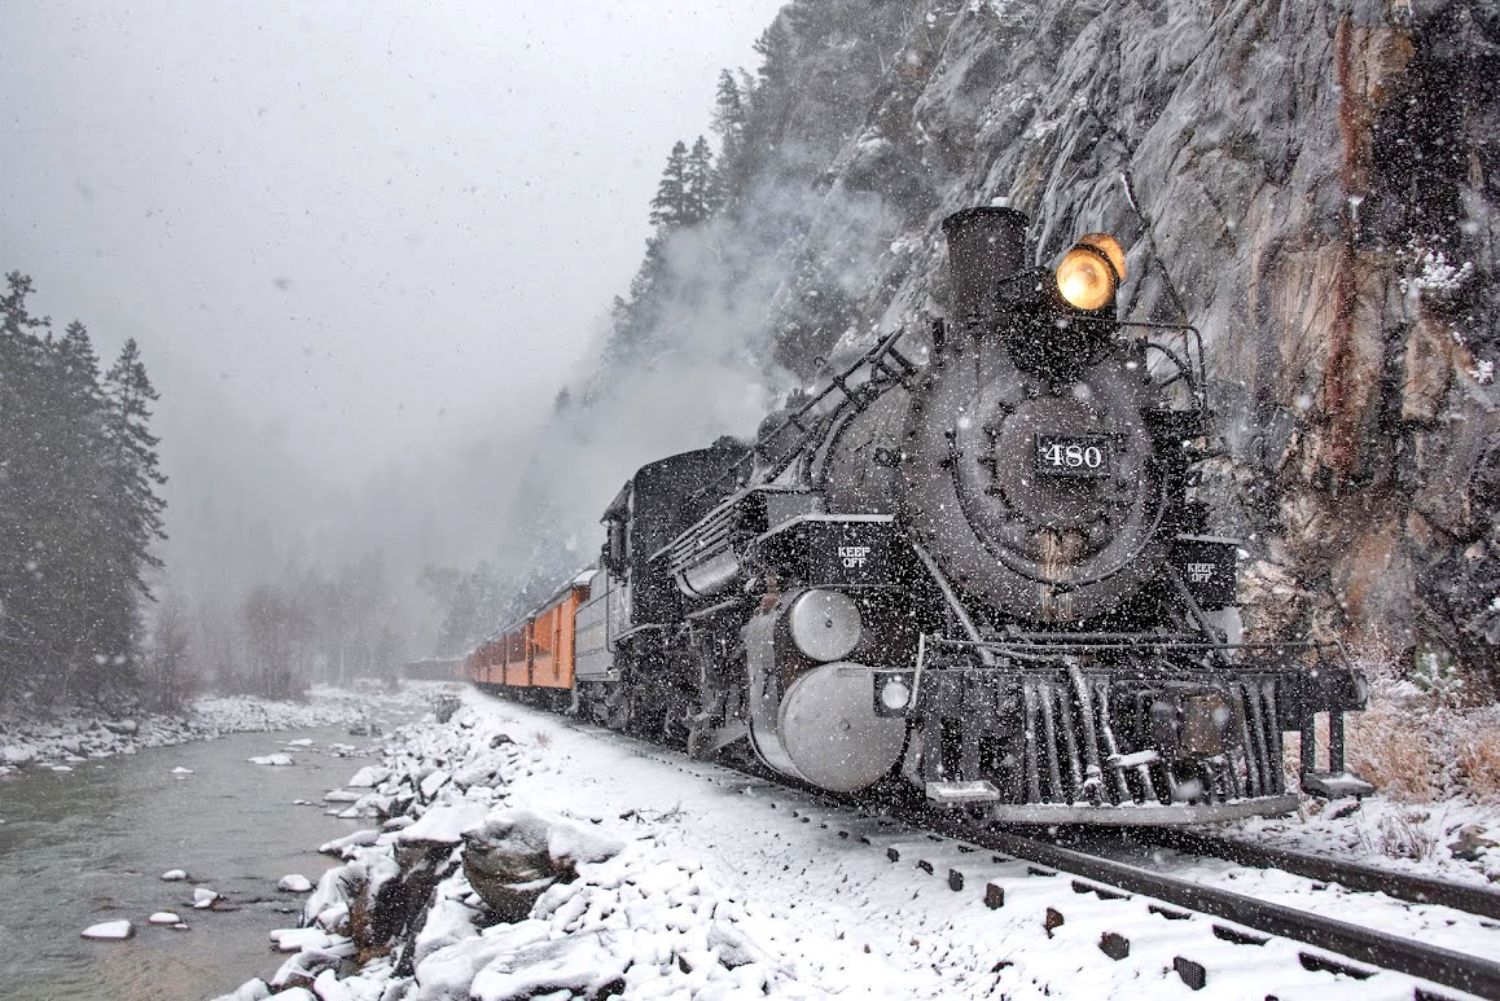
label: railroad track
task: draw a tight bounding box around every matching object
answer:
[1135,829,1500,921]
[496,696,1500,1000]
[957,824,1500,999]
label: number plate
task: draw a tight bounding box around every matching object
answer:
[1034,434,1112,477]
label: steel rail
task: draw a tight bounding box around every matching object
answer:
[1139,829,1500,921]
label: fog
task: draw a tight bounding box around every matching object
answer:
[1,1,784,661]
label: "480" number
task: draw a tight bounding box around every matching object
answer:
[1040,442,1104,469]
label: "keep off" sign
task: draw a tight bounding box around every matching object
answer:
[838,545,872,569]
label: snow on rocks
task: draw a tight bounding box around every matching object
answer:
[81,920,134,940]
[171,766,194,775]
[395,800,491,848]
[461,808,623,921]
[221,691,1364,1001]
[346,765,389,788]
[3,744,36,766]
[232,691,1500,1001]
[148,911,182,925]
[160,868,189,881]
[268,941,360,994]
[215,696,817,1001]
[270,927,338,953]
[215,979,274,1001]
[319,828,380,857]
[0,681,427,773]
[248,752,294,767]
[279,874,314,893]
[418,768,449,800]
[193,887,221,909]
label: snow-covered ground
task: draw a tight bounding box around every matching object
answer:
[214,690,1492,1001]
[1224,676,1500,887]
[1228,792,1500,887]
[0,683,417,776]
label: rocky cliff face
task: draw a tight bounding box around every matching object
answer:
[575,0,1499,677]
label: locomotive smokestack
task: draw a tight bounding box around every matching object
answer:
[942,206,1030,324]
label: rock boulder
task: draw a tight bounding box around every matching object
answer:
[460,809,623,922]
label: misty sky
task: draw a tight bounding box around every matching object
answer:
[1,1,784,478]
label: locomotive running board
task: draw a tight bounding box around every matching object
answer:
[985,794,1299,826]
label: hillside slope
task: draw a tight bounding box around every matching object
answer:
[552,0,1498,677]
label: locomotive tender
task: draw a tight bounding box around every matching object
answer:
[466,206,1371,825]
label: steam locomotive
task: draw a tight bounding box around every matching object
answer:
[464,206,1371,825]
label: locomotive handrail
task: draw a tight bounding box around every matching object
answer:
[922,634,1339,657]
[1139,340,1204,408]
[1115,318,1209,389]
[686,324,916,507]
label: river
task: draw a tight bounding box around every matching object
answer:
[0,724,393,1001]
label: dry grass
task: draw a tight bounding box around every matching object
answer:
[533,730,552,749]
[1345,701,1441,803]
[1359,808,1440,861]
[1456,731,1500,800]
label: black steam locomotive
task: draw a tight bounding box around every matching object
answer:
[566,206,1370,825]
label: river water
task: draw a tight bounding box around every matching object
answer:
[0,725,389,1001]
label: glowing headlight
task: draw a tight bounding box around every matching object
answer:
[880,678,912,710]
[1054,233,1127,312]
[1079,232,1126,282]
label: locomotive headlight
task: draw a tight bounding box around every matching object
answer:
[1055,233,1127,311]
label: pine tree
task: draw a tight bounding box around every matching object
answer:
[753,19,794,94]
[46,321,115,690]
[0,273,52,690]
[711,72,749,201]
[711,70,746,143]
[685,135,721,221]
[649,140,693,230]
[98,338,168,687]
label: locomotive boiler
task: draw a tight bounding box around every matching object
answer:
[474,205,1371,825]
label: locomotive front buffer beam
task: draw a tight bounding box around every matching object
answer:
[871,642,1373,824]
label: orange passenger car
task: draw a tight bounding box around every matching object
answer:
[463,574,591,701]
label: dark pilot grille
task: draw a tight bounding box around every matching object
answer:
[1016,675,1287,807]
